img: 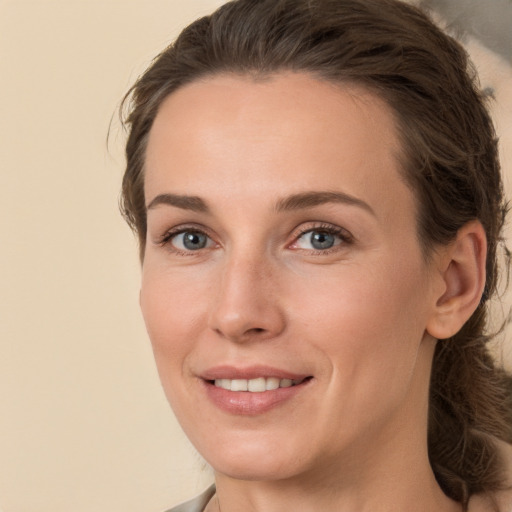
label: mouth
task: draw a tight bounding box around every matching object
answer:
[208,376,311,392]
[200,368,313,415]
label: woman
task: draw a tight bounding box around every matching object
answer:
[119,0,512,510]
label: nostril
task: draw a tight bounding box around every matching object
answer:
[248,327,265,334]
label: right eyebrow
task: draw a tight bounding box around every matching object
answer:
[146,193,210,213]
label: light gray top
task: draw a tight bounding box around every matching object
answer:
[165,485,216,512]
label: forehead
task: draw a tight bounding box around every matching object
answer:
[144,73,414,224]
[147,73,402,160]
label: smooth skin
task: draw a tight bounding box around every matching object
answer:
[141,73,486,512]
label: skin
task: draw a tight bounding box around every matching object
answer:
[140,73,484,512]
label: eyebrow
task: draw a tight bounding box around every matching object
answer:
[146,193,209,213]
[275,191,375,216]
[146,190,375,216]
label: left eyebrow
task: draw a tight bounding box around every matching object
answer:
[274,191,375,216]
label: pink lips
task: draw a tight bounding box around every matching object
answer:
[200,365,312,415]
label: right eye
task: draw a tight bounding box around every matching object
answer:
[168,230,214,252]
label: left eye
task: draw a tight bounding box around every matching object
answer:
[170,231,213,251]
[295,229,343,250]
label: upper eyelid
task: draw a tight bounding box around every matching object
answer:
[292,222,354,240]
[156,224,215,244]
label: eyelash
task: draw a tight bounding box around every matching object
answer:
[156,222,354,256]
[157,224,216,256]
[292,223,354,254]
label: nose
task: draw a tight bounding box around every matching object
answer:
[207,252,286,343]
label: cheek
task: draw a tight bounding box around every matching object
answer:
[139,266,214,421]
[293,259,431,378]
[139,264,209,368]
[296,263,432,436]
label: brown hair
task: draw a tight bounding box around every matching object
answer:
[120,0,511,506]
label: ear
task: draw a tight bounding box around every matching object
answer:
[426,220,487,340]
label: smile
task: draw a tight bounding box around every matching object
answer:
[202,372,313,415]
[213,377,304,392]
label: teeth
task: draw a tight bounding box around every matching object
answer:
[216,379,231,390]
[214,377,301,392]
[231,379,248,391]
[248,377,266,392]
[265,377,280,390]
[280,378,293,388]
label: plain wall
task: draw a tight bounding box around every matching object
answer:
[0,1,510,511]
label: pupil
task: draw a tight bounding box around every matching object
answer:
[311,231,334,249]
[183,232,207,250]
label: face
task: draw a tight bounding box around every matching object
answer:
[141,73,442,484]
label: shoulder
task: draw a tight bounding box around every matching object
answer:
[163,485,216,512]
[469,440,512,512]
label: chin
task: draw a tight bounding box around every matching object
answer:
[196,433,311,482]
[210,456,303,482]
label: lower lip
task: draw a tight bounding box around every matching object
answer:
[202,379,311,415]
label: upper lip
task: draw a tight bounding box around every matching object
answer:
[200,365,310,381]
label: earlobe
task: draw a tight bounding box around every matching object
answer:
[426,220,487,340]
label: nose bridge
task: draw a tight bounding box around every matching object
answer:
[208,244,285,341]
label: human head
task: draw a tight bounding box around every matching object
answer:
[120,0,508,504]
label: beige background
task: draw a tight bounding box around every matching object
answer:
[0,1,510,511]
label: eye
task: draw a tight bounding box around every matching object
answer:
[297,230,339,250]
[165,230,215,252]
[292,225,352,252]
